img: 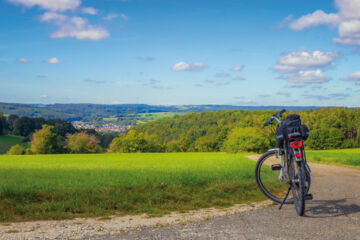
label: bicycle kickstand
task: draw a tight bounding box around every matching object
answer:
[278,186,291,210]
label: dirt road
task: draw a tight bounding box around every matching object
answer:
[1,156,360,239]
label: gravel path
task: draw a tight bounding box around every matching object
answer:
[1,156,360,239]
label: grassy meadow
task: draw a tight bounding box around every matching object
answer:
[0,135,27,154]
[307,148,360,169]
[0,152,273,222]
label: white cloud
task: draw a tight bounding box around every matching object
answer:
[104,13,118,21]
[289,10,340,31]
[273,49,338,73]
[172,62,207,72]
[17,58,29,63]
[40,94,48,98]
[285,69,329,87]
[46,57,60,64]
[289,0,360,46]
[231,65,244,72]
[335,0,360,19]
[7,0,80,12]
[81,7,98,15]
[40,12,109,40]
[342,71,360,85]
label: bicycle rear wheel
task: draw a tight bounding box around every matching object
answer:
[289,158,306,216]
[255,150,293,204]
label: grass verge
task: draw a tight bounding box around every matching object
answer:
[307,148,360,169]
[0,152,267,222]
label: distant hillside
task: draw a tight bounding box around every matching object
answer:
[0,102,320,121]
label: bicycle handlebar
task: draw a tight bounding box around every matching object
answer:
[263,109,286,128]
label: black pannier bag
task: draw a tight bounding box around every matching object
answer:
[275,114,309,147]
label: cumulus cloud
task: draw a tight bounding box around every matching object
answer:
[272,49,337,87]
[285,69,329,87]
[272,49,338,73]
[7,0,81,12]
[172,62,207,72]
[81,7,98,15]
[342,71,360,85]
[231,65,244,72]
[289,10,340,31]
[289,0,360,46]
[46,57,60,64]
[17,58,29,63]
[40,94,48,99]
[40,12,109,40]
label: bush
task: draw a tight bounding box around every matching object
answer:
[66,132,102,153]
[7,144,25,155]
[30,125,58,154]
[222,127,270,153]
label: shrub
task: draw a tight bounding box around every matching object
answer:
[7,144,25,155]
[66,132,102,153]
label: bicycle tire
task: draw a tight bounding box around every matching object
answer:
[289,159,306,216]
[255,150,294,204]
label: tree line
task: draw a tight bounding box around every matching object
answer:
[0,113,118,154]
[110,108,360,153]
[3,108,360,155]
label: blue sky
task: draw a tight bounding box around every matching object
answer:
[1,0,360,106]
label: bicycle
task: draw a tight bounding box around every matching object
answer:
[254,109,312,216]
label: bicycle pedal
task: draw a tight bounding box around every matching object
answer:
[271,164,282,171]
[305,193,313,200]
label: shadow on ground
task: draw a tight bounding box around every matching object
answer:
[305,199,360,218]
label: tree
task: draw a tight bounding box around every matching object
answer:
[13,117,36,137]
[108,130,162,153]
[7,144,25,155]
[7,114,19,132]
[0,113,7,135]
[46,119,77,137]
[222,127,271,153]
[66,132,102,153]
[30,125,58,154]
[194,135,216,152]
[307,128,344,150]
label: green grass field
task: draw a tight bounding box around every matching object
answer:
[0,135,28,154]
[0,152,272,222]
[307,148,360,169]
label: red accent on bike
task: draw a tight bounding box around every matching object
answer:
[290,140,303,149]
[295,153,302,158]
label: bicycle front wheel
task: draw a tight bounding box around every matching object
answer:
[255,150,293,204]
